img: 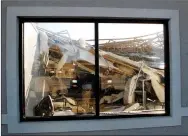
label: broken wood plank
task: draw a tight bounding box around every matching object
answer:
[124,103,140,112]
[151,78,165,103]
[123,75,138,104]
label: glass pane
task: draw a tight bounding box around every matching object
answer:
[23,23,96,117]
[99,23,165,116]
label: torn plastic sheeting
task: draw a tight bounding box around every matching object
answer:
[39,31,49,54]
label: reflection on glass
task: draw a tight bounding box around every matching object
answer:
[98,23,165,116]
[24,23,95,117]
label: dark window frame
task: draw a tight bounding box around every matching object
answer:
[19,17,170,122]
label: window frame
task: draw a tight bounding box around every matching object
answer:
[19,17,170,122]
[6,7,181,133]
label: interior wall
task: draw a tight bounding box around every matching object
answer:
[24,23,38,98]
[2,0,188,135]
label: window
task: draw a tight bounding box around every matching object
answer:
[20,18,169,121]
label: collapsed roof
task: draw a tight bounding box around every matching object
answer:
[33,25,165,104]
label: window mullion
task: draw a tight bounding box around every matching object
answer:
[94,22,100,116]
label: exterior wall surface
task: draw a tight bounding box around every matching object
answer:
[2,0,188,135]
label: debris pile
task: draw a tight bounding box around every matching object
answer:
[29,26,165,116]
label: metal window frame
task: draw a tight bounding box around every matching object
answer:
[19,17,170,122]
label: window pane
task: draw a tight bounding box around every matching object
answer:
[98,23,165,116]
[23,23,96,117]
